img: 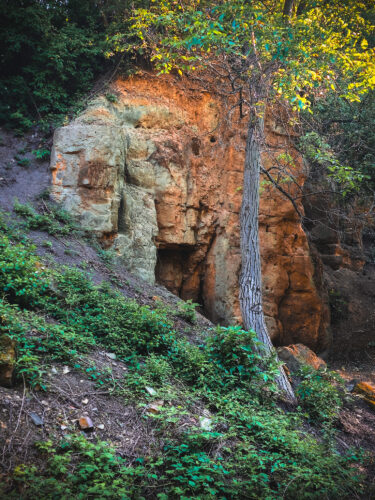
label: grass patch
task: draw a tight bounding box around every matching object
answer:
[13,200,80,236]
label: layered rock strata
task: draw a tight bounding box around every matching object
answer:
[50,74,328,350]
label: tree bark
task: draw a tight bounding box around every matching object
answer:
[239,114,296,402]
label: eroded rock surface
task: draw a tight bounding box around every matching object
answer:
[277,344,327,372]
[50,73,328,349]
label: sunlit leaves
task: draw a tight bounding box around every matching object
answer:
[122,0,375,110]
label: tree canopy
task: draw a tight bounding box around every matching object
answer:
[125,1,375,109]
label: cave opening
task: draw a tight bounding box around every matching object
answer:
[155,246,207,316]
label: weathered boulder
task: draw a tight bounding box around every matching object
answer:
[0,335,16,387]
[50,73,328,349]
[354,382,375,410]
[277,344,327,372]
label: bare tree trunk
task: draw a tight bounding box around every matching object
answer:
[239,115,296,402]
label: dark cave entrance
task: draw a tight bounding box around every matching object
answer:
[155,246,206,314]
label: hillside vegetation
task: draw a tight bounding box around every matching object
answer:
[0,197,370,498]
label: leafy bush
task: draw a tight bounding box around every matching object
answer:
[0,224,366,498]
[32,148,50,161]
[0,234,49,306]
[14,156,31,168]
[144,353,172,384]
[0,3,109,131]
[205,325,279,390]
[296,366,345,425]
[299,132,368,195]
[7,112,33,136]
[0,299,95,388]
[302,89,375,190]
[10,435,140,499]
[176,298,198,323]
[0,1,143,131]
[105,93,118,103]
[13,200,78,236]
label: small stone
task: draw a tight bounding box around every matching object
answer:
[97,424,104,430]
[346,379,359,392]
[61,425,67,431]
[29,412,43,427]
[147,400,164,414]
[78,416,94,431]
[62,366,70,374]
[51,367,58,375]
[106,353,116,360]
[82,398,89,405]
[199,416,212,431]
[41,400,49,406]
[145,386,157,396]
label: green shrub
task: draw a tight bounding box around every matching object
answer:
[7,112,33,135]
[329,288,348,324]
[105,93,118,103]
[144,353,173,384]
[0,299,95,388]
[0,226,366,499]
[10,435,140,499]
[32,149,50,161]
[0,233,49,307]
[296,365,344,425]
[13,200,78,236]
[176,299,198,323]
[204,325,280,391]
[14,156,31,168]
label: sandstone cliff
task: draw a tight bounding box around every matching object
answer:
[50,74,328,350]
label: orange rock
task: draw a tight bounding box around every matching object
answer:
[354,382,375,409]
[277,344,326,372]
[78,416,94,431]
[51,72,329,349]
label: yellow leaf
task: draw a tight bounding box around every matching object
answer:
[361,39,368,50]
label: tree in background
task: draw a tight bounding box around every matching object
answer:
[111,0,375,399]
[0,0,139,131]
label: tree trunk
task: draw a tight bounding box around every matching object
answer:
[239,115,296,403]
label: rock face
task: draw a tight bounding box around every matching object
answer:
[303,179,375,354]
[50,73,328,350]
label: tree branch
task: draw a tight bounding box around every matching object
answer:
[260,166,303,219]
